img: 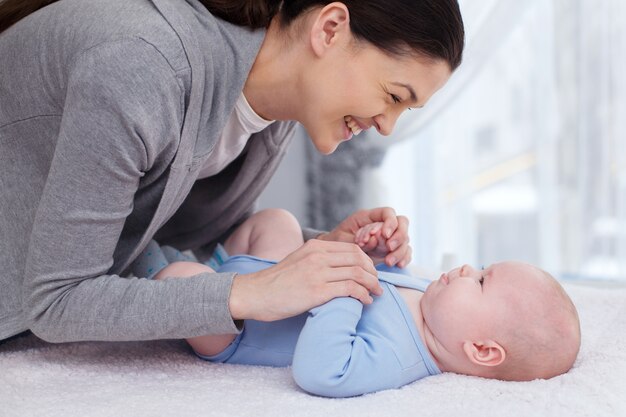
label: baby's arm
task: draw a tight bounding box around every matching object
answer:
[291,297,404,397]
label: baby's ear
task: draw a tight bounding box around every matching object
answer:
[462,340,506,367]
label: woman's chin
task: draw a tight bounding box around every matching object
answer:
[310,136,342,155]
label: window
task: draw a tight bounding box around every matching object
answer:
[363,0,626,281]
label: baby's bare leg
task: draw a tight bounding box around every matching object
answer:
[153,261,236,357]
[224,208,304,260]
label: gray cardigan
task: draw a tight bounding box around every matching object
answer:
[0,0,304,341]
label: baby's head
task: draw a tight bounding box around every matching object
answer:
[420,261,580,381]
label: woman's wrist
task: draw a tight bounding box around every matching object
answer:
[228,271,267,321]
[316,231,330,241]
[228,273,248,320]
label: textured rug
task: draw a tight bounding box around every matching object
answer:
[1,282,625,417]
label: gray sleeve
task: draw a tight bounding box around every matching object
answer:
[22,39,240,342]
[302,227,325,241]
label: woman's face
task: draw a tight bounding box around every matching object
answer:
[299,42,451,154]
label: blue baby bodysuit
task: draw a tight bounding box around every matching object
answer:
[203,255,441,398]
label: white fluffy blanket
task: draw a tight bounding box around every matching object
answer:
[1,283,625,417]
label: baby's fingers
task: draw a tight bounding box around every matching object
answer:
[355,222,383,246]
[361,235,381,253]
[355,228,368,246]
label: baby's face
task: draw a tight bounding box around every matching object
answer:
[420,261,541,363]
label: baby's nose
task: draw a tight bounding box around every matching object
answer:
[459,264,476,277]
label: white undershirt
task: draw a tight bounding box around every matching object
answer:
[197,93,274,178]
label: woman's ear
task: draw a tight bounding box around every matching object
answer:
[462,340,506,367]
[309,2,351,58]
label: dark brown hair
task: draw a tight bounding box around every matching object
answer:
[0,0,58,33]
[0,0,464,70]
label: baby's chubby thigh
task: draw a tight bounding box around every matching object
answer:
[152,261,213,281]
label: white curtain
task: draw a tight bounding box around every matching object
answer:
[362,0,626,280]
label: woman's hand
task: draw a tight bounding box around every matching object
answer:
[228,239,383,322]
[318,207,412,267]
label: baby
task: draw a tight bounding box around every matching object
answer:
[134,209,581,397]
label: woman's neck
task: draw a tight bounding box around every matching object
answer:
[243,16,304,122]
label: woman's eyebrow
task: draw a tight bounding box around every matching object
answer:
[391,82,420,105]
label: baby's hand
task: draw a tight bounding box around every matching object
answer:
[355,222,388,264]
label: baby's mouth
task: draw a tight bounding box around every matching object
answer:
[344,115,363,136]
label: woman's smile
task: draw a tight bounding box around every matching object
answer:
[344,115,365,136]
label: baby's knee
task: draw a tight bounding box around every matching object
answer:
[153,261,215,281]
[252,208,301,232]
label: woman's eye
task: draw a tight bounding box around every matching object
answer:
[479,276,485,286]
[390,94,401,104]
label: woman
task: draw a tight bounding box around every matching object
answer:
[0,0,464,343]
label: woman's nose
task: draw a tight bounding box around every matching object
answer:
[373,109,402,136]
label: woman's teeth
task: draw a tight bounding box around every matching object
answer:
[344,116,363,136]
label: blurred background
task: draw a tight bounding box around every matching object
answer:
[259,0,626,283]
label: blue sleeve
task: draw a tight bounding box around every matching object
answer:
[291,297,403,398]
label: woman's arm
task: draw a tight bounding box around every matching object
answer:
[22,39,240,342]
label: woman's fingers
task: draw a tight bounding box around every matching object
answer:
[302,238,372,255]
[299,239,375,268]
[320,265,380,293]
[301,243,381,295]
[385,242,412,267]
[378,207,399,239]
[317,244,373,266]
[324,280,374,305]
[384,215,409,251]
[398,246,413,268]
